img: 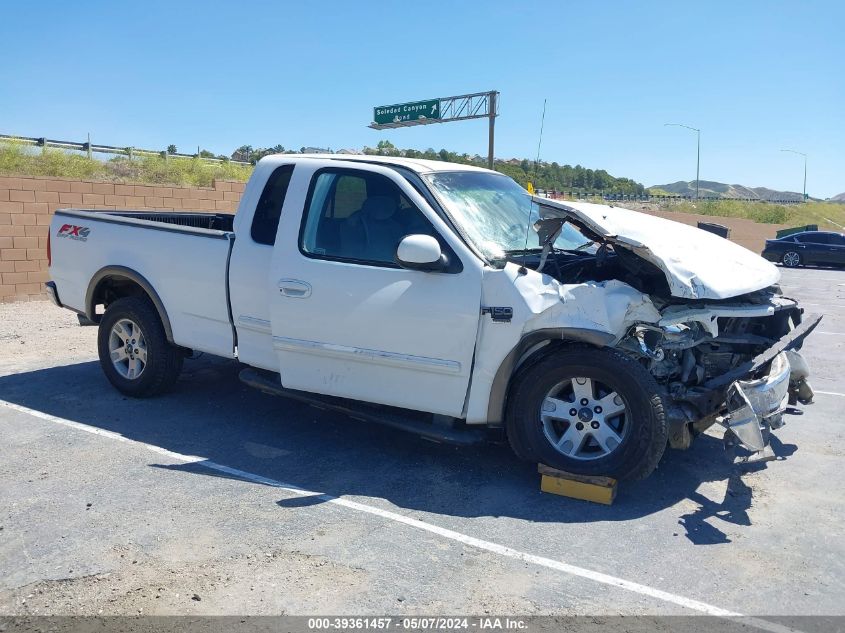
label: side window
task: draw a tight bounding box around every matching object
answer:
[300,169,439,266]
[251,165,294,245]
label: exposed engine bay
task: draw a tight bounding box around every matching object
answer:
[508,214,820,456]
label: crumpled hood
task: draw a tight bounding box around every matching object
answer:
[533,197,781,300]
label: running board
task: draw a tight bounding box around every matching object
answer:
[239,368,488,446]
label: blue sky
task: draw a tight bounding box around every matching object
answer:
[2,1,843,197]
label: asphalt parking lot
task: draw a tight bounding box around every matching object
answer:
[1,266,843,621]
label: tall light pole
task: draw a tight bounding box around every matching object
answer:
[780,149,807,201]
[665,123,701,199]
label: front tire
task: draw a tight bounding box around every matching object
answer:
[781,251,802,268]
[97,296,183,397]
[505,346,667,481]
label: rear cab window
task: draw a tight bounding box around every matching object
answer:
[251,165,295,245]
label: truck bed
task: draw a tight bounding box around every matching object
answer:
[49,208,237,358]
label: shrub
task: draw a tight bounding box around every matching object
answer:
[0,139,251,186]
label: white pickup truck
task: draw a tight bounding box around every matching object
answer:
[46,155,819,480]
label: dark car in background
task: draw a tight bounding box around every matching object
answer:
[762,231,845,268]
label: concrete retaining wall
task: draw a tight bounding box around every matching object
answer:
[0,176,244,302]
[0,175,788,302]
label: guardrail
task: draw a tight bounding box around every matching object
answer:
[0,133,250,165]
[540,191,803,204]
[0,133,806,203]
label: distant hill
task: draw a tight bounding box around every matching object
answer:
[831,192,845,203]
[649,180,804,202]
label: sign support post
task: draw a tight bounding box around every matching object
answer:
[370,91,499,169]
[487,91,496,170]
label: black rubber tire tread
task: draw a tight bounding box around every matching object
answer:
[97,296,183,397]
[505,344,668,481]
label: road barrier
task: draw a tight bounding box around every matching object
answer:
[0,134,250,165]
[0,133,803,204]
[539,190,803,204]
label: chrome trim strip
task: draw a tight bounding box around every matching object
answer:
[272,336,461,374]
[237,315,272,334]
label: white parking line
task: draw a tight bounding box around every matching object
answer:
[0,398,801,633]
[816,331,845,335]
[779,275,845,283]
[815,390,845,398]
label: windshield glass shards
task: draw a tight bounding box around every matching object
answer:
[424,171,593,261]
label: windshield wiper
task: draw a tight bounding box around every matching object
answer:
[504,247,542,256]
[550,244,594,255]
[507,243,593,257]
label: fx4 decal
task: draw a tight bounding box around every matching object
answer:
[56,224,91,241]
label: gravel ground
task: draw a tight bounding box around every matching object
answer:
[0,302,96,376]
[0,267,843,620]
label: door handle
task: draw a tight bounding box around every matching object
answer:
[278,279,312,299]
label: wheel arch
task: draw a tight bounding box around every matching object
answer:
[485,328,616,425]
[85,266,174,344]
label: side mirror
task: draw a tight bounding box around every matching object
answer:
[395,234,447,272]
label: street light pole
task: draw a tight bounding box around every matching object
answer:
[665,123,701,200]
[780,149,807,201]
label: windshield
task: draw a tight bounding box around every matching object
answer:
[424,171,593,261]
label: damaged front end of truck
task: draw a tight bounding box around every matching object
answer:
[617,299,819,458]
[524,198,820,461]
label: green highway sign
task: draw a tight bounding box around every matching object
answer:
[369,90,498,169]
[373,99,440,125]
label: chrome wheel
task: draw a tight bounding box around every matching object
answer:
[782,251,801,268]
[540,376,630,461]
[108,318,147,380]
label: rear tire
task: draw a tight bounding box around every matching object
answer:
[505,346,667,481]
[781,251,802,268]
[97,296,183,397]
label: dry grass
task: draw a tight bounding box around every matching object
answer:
[0,140,251,187]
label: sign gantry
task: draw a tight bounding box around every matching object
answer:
[369,91,499,169]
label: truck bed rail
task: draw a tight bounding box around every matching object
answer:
[106,211,234,231]
[54,209,235,237]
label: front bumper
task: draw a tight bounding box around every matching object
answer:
[724,351,795,451]
[709,313,821,455]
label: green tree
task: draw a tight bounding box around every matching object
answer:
[375,140,400,156]
[232,145,253,162]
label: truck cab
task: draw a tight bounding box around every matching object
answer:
[47,154,819,480]
[229,157,483,418]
